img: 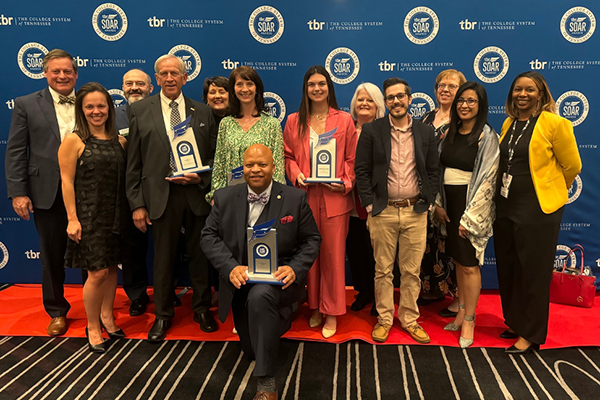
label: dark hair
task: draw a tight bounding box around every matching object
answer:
[382,77,411,97]
[505,71,555,119]
[73,82,117,141]
[228,66,266,118]
[202,76,229,103]
[446,81,488,146]
[297,65,339,138]
[43,49,77,74]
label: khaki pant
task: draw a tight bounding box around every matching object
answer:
[367,205,427,327]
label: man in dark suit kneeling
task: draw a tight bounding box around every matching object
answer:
[201,144,321,400]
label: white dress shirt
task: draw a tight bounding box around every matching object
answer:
[48,87,75,142]
[247,181,273,227]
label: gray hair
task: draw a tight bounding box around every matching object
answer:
[350,82,385,120]
[154,54,186,75]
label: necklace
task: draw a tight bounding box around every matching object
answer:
[311,113,327,121]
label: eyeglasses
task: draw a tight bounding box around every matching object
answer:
[385,93,408,102]
[437,83,459,90]
[456,98,478,107]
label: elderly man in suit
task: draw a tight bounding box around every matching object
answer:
[126,55,218,341]
[355,77,439,344]
[5,49,78,336]
[201,144,321,400]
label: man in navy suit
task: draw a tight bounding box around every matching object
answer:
[355,77,439,344]
[201,144,321,400]
[5,49,78,336]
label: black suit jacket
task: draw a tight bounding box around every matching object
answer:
[355,116,439,216]
[200,181,321,323]
[115,104,129,133]
[126,93,217,219]
[5,88,63,209]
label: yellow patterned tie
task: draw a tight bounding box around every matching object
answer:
[58,94,76,105]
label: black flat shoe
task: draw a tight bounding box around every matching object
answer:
[438,307,458,318]
[148,318,172,342]
[99,319,125,339]
[499,329,519,339]
[129,299,148,316]
[505,343,539,355]
[194,311,218,332]
[85,327,107,354]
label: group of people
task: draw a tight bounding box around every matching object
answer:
[6,48,582,400]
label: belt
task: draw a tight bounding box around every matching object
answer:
[388,196,419,208]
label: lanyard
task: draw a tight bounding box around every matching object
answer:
[506,118,531,174]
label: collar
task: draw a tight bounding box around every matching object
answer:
[160,90,184,108]
[48,87,75,104]
[247,180,274,199]
[389,114,413,133]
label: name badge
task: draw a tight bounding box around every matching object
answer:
[500,172,513,199]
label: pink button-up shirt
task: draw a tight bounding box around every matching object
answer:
[387,114,419,200]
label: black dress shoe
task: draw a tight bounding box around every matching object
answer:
[505,343,538,355]
[85,327,107,354]
[350,297,372,312]
[194,311,218,332]
[148,319,172,342]
[438,307,459,318]
[173,295,182,307]
[129,299,148,316]
[99,319,126,339]
[370,303,379,317]
[499,329,519,339]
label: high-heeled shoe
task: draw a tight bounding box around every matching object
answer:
[309,311,323,328]
[459,314,475,348]
[443,304,464,331]
[505,343,539,355]
[322,316,336,339]
[99,318,125,339]
[85,327,107,354]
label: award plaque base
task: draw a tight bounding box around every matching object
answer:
[304,178,344,184]
[246,271,285,286]
[171,165,212,178]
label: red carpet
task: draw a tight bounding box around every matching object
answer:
[1,284,599,349]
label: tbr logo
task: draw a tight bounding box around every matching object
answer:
[567,175,583,205]
[17,42,49,80]
[555,244,577,271]
[222,59,240,70]
[108,89,126,108]
[556,91,589,127]
[404,7,439,45]
[0,242,8,270]
[249,6,284,44]
[473,46,509,83]
[325,47,360,85]
[168,45,202,81]
[561,7,596,44]
[408,93,435,120]
[1,14,14,25]
[264,92,286,123]
[92,3,128,41]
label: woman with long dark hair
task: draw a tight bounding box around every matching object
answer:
[58,82,130,353]
[283,66,357,338]
[433,81,499,348]
[495,71,581,354]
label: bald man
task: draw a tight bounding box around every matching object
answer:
[201,144,321,400]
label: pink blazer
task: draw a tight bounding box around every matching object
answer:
[283,108,357,218]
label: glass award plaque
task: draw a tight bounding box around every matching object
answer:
[246,218,283,285]
[305,127,343,184]
[227,165,245,186]
[170,115,212,177]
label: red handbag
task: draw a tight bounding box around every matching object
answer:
[550,244,596,308]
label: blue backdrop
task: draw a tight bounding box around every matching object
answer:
[1,1,598,289]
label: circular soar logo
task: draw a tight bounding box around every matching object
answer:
[567,175,583,205]
[264,92,286,123]
[108,89,126,108]
[256,244,269,257]
[473,46,509,83]
[409,93,435,120]
[556,91,589,127]
[168,45,202,81]
[249,6,284,44]
[0,242,8,270]
[404,7,439,45]
[325,47,360,85]
[555,244,577,271]
[178,143,191,155]
[318,152,330,163]
[92,3,128,41]
[561,7,596,43]
[17,42,48,79]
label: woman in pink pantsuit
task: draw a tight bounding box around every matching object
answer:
[283,66,357,339]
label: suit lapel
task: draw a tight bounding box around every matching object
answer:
[150,94,171,154]
[412,121,423,164]
[382,116,392,165]
[184,96,197,128]
[38,88,60,142]
[235,186,249,260]
[266,182,284,228]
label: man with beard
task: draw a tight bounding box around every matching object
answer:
[355,77,439,344]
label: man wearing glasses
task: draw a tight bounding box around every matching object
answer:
[355,77,439,344]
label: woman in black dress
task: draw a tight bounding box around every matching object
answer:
[495,71,581,354]
[58,82,130,353]
[202,76,229,127]
[434,82,499,348]
[419,69,466,315]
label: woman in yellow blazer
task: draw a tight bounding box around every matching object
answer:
[494,71,582,354]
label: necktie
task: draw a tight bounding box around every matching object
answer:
[168,100,181,173]
[58,95,75,105]
[248,192,270,205]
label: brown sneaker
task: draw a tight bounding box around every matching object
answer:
[372,322,392,342]
[402,323,430,344]
[47,316,68,336]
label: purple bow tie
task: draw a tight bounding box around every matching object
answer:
[248,192,269,205]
